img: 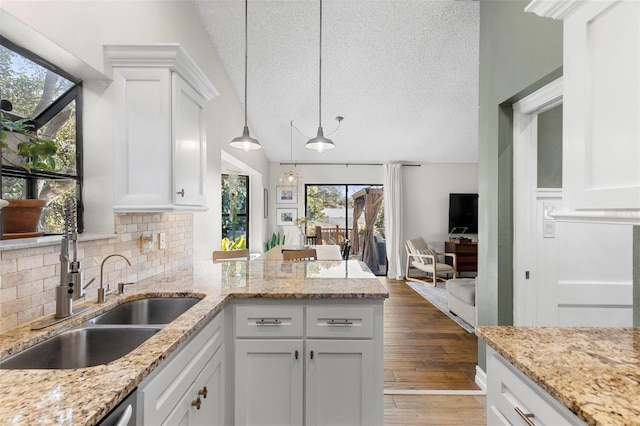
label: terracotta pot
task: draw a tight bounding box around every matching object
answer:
[2,199,47,234]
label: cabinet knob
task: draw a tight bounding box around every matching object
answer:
[198,386,208,399]
[191,397,201,410]
[177,189,185,197]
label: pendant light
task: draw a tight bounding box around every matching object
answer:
[230,0,261,152]
[305,0,335,153]
[279,121,303,193]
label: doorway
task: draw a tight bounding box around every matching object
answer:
[512,77,563,326]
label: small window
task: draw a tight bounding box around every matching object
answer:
[1,37,83,234]
[222,174,249,249]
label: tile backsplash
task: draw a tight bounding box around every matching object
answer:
[0,213,193,333]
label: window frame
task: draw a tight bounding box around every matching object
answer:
[0,36,84,232]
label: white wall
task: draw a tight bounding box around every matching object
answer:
[268,162,478,256]
[403,163,479,252]
[1,1,270,260]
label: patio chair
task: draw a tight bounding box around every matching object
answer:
[405,237,456,286]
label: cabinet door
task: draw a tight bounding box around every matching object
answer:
[112,67,173,209]
[234,339,303,426]
[192,344,225,426]
[172,73,207,207]
[305,340,375,426]
[562,0,640,211]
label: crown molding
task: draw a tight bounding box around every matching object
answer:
[104,44,219,101]
[525,0,585,19]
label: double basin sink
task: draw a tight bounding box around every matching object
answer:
[0,297,201,370]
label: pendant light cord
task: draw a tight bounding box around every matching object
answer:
[318,0,323,128]
[290,120,294,162]
[244,0,248,128]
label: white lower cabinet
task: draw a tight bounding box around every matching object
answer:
[486,347,585,425]
[233,301,383,426]
[235,339,304,425]
[137,311,225,425]
[305,339,375,426]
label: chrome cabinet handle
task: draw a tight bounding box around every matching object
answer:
[256,318,282,325]
[326,319,353,326]
[514,407,535,426]
[177,189,185,197]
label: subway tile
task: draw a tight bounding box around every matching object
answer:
[17,255,44,271]
[17,281,44,299]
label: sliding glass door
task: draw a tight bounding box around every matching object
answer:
[305,184,386,275]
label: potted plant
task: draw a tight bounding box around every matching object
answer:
[1,110,58,237]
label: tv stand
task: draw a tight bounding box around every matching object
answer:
[445,239,477,273]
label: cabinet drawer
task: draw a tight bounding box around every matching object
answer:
[306,305,374,339]
[235,305,303,338]
[487,348,585,425]
[139,312,223,425]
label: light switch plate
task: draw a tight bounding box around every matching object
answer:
[159,232,166,249]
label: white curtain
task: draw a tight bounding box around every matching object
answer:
[384,163,404,279]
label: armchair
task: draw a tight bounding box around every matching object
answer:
[405,237,457,286]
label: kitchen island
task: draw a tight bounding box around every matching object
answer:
[0,260,388,425]
[477,326,640,426]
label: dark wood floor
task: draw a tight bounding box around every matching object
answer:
[381,278,486,425]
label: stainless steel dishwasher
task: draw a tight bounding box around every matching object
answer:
[96,389,137,426]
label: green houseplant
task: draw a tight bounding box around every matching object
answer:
[1,111,58,172]
[1,111,59,237]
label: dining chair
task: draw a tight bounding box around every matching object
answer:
[282,249,318,261]
[212,249,250,262]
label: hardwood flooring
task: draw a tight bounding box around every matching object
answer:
[380,277,486,425]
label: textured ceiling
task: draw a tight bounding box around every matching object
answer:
[193,0,479,164]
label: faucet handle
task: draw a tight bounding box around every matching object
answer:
[117,282,136,295]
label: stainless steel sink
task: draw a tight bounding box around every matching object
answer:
[0,327,160,369]
[90,297,201,325]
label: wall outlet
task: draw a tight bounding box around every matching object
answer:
[159,232,166,249]
[141,231,154,253]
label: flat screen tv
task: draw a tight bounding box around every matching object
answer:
[448,193,478,234]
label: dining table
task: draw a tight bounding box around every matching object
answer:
[259,244,342,261]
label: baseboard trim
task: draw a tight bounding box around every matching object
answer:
[475,364,487,392]
[384,389,486,395]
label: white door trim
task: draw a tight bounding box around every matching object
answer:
[512,77,563,326]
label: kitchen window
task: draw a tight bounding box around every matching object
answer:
[0,36,83,234]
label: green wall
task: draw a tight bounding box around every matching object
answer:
[477,0,563,369]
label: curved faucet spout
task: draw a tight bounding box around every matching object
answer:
[98,254,132,303]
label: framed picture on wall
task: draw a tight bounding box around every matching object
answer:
[276,208,297,226]
[276,186,296,204]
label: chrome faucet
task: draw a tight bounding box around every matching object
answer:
[98,254,132,303]
[56,200,89,318]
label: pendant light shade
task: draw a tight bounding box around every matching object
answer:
[230,0,261,152]
[280,120,303,192]
[305,127,335,153]
[306,0,335,153]
[230,126,260,152]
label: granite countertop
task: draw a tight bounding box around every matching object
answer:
[477,326,640,426]
[0,259,388,426]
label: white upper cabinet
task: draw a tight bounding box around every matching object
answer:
[527,0,640,224]
[106,44,218,212]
